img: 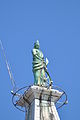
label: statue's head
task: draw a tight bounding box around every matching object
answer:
[34,40,40,49]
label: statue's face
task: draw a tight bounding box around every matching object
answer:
[34,40,40,49]
[34,44,39,49]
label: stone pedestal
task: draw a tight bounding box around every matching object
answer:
[16,85,63,120]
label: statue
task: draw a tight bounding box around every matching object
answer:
[32,40,53,87]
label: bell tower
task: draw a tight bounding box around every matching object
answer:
[11,40,67,120]
[0,40,67,120]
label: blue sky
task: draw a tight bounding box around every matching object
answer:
[0,0,80,120]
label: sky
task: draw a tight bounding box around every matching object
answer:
[0,0,80,120]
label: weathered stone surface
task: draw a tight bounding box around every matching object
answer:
[17,85,62,120]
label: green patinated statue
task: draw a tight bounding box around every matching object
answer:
[32,40,53,87]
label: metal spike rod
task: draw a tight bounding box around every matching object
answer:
[0,40,17,93]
